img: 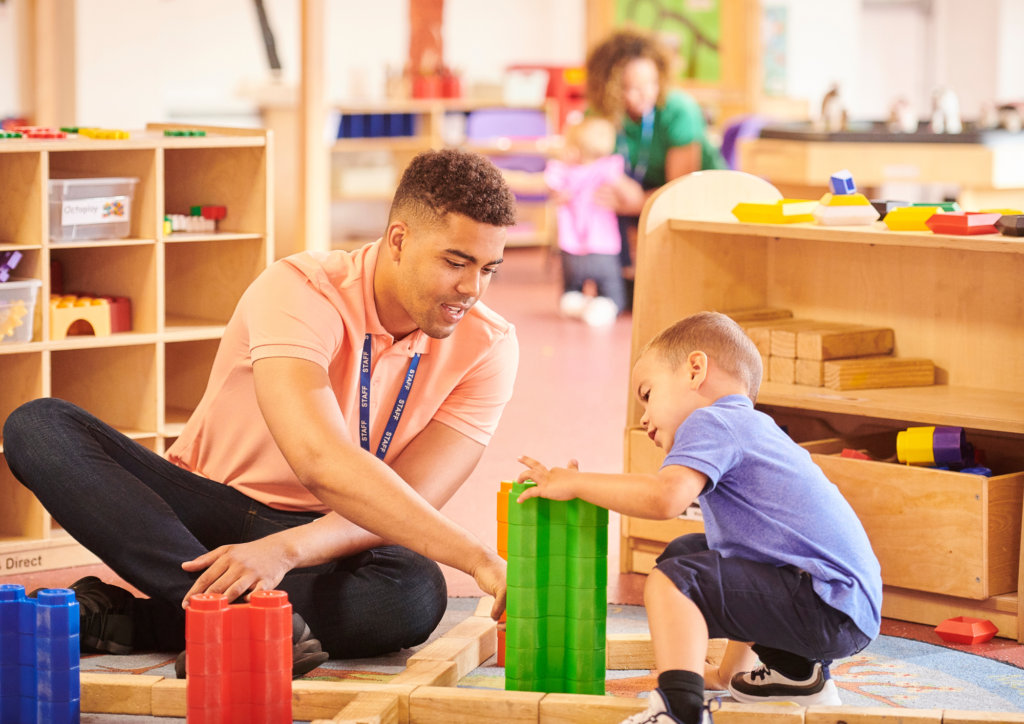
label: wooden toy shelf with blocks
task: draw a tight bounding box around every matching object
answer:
[0,123,272,572]
[331,99,558,250]
[621,187,1024,640]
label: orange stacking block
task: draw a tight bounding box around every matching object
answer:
[49,295,112,340]
[186,591,292,724]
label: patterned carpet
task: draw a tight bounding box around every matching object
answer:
[76,597,1024,719]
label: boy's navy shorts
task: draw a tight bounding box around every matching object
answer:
[655,534,871,662]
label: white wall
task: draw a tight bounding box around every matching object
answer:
[0,1,21,118]
[997,0,1024,100]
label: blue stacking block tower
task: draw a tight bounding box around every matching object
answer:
[0,585,80,724]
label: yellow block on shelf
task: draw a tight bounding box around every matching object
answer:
[980,208,1023,215]
[884,205,942,231]
[732,199,817,224]
[819,192,871,207]
[49,295,112,341]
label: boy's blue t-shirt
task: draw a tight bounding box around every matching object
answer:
[661,395,883,639]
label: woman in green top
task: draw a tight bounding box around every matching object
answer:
[586,29,726,305]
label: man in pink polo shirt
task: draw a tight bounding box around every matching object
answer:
[4,150,519,672]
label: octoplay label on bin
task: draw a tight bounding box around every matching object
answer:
[61,195,131,225]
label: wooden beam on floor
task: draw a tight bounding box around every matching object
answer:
[150,678,186,718]
[943,713,1024,723]
[806,707,943,723]
[390,660,459,687]
[714,703,805,724]
[312,691,400,724]
[406,615,497,679]
[409,686,545,724]
[474,595,496,618]
[605,634,727,670]
[539,693,646,724]
[80,673,163,715]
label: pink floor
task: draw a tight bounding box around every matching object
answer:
[0,247,648,605]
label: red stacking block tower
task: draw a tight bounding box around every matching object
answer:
[185,591,292,724]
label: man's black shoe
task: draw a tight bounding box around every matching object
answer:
[62,576,137,655]
[175,611,329,680]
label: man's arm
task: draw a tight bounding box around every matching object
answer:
[181,357,505,615]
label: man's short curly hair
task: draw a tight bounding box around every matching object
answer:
[389,148,517,229]
[586,28,672,122]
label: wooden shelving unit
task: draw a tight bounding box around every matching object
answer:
[0,123,273,573]
[331,100,559,250]
[621,196,1024,640]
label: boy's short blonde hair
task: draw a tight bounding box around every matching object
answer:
[638,311,763,403]
[564,118,617,163]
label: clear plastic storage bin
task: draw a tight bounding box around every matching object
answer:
[49,177,139,242]
[0,278,42,344]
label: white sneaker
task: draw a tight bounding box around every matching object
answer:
[559,291,588,319]
[728,662,842,705]
[619,688,715,724]
[582,296,618,326]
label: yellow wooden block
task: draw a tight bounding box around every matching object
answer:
[884,206,942,231]
[732,199,816,224]
[819,192,871,206]
[979,208,1023,215]
[49,295,112,340]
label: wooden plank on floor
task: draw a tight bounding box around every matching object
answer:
[80,673,163,715]
[406,618,497,678]
[714,703,805,723]
[390,660,459,687]
[806,707,943,723]
[539,693,646,723]
[943,712,1024,723]
[326,691,400,724]
[606,633,653,670]
[474,596,496,617]
[409,687,545,724]
[292,682,417,724]
[151,678,186,717]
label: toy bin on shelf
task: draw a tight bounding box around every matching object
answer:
[48,177,139,242]
[0,278,42,343]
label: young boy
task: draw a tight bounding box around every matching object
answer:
[517,312,881,723]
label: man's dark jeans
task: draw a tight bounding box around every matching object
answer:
[2,398,447,658]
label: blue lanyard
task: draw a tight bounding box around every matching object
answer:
[618,110,655,185]
[359,334,421,460]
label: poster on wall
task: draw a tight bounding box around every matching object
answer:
[614,0,722,83]
[762,6,788,97]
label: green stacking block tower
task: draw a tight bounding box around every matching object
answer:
[504,480,608,695]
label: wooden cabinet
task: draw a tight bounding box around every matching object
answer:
[622,187,1024,639]
[0,124,272,573]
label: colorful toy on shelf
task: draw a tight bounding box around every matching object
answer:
[841,449,872,461]
[0,131,23,139]
[11,127,67,140]
[732,200,817,224]
[912,201,960,213]
[883,205,944,231]
[505,481,608,695]
[185,590,292,724]
[925,211,1001,235]
[191,205,227,221]
[870,200,910,221]
[996,214,1024,237]
[0,585,81,724]
[167,214,215,233]
[829,169,856,195]
[164,129,207,137]
[812,192,880,226]
[0,250,23,283]
[979,208,1023,216]
[934,616,997,645]
[50,295,112,340]
[896,426,982,473]
[77,128,130,140]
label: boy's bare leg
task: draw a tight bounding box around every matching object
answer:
[646,569,709,674]
[705,641,758,690]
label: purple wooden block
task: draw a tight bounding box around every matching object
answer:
[0,250,23,283]
[933,426,967,466]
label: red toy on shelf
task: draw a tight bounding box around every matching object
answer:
[185,590,292,724]
[934,616,998,645]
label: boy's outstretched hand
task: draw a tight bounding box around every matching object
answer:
[516,456,580,502]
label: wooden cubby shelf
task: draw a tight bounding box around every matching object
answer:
[0,124,273,574]
[622,194,1024,641]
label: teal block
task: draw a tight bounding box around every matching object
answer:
[566,586,607,619]
[508,523,545,557]
[565,648,605,681]
[509,483,549,526]
[565,617,606,650]
[544,617,566,645]
[567,499,609,527]
[548,500,568,525]
[506,618,544,649]
[565,678,605,695]
[566,556,607,589]
[567,525,608,558]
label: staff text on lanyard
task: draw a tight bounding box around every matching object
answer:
[359,334,421,460]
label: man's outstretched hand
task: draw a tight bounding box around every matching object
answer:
[471,553,508,620]
[181,536,294,609]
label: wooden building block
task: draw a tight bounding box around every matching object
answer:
[806,706,942,723]
[330,691,400,724]
[80,673,163,715]
[539,693,646,724]
[409,687,545,724]
[943,711,1024,723]
[725,308,793,324]
[406,617,497,679]
[606,633,653,670]
[292,682,417,724]
[797,326,895,361]
[390,660,459,687]
[795,358,825,386]
[743,318,818,356]
[769,356,796,384]
[714,703,805,723]
[151,678,186,717]
[474,596,496,618]
[824,357,935,390]
[771,322,850,358]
